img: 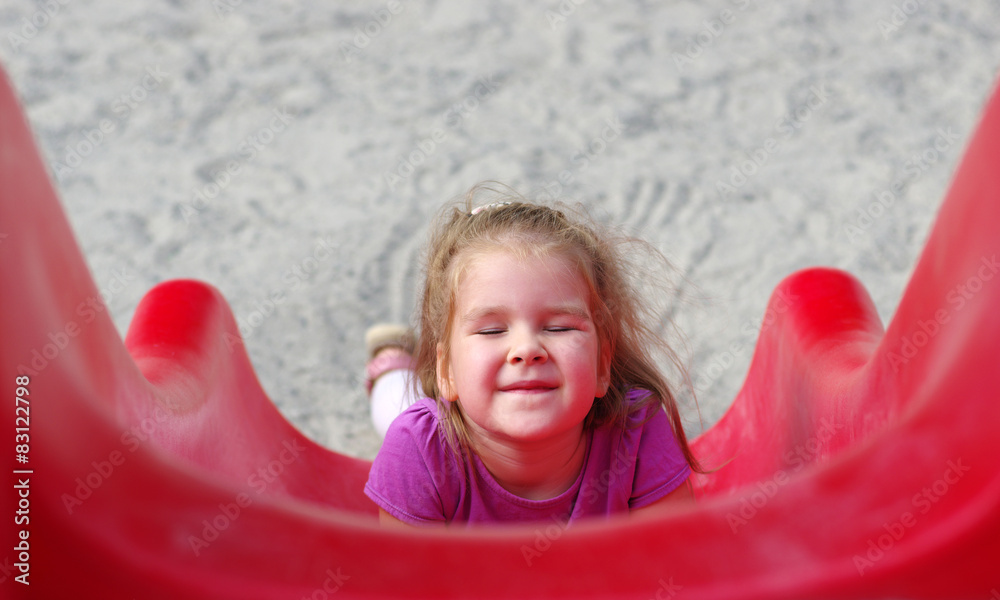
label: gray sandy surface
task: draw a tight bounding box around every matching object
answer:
[2,1,999,460]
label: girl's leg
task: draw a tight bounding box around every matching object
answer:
[369,367,420,438]
[365,324,418,438]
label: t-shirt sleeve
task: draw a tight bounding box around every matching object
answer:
[364,399,457,525]
[627,401,692,509]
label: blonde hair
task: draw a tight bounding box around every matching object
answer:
[414,182,701,472]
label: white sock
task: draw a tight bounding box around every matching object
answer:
[370,368,420,438]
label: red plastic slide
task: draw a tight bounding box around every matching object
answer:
[2,61,999,599]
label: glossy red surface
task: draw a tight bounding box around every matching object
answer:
[3,64,998,598]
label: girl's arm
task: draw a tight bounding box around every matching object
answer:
[631,477,695,516]
[378,508,413,527]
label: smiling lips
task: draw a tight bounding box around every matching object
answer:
[499,380,558,393]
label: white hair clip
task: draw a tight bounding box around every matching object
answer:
[470,201,512,216]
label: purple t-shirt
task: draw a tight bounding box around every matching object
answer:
[364,393,691,526]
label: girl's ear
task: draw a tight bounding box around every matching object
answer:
[436,344,458,402]
[595,342,612,398]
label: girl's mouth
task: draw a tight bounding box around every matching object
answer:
[500,380,557,393]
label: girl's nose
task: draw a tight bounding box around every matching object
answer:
[508,329,547,364]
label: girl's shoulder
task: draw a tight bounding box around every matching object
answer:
[384,397,444,442]
[401,395,441,418]
[366,398,465,525]
[624,387,656,403]
[623,387,663,421]
[370,397,464,486]
[380,397,470,470]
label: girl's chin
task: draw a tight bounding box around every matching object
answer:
[471,419,583,445]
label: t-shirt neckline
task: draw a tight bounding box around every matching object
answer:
[469,428,595,509]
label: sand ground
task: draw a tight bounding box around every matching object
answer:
[2,1,999,459]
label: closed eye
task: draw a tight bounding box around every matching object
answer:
[476,328,506,335]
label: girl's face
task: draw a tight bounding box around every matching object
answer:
[437,248,611,445]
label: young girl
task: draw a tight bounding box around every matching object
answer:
[364,184,700,526]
